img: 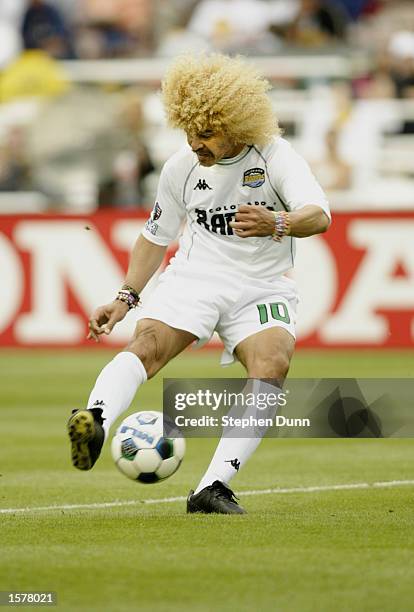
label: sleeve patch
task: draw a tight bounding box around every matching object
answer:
[145,219,159,235]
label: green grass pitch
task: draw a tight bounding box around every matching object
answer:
[1,349,414,611]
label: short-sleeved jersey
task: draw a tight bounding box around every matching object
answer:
[142,137,330,281]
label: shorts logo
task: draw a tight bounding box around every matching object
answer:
[151,202,162,220]
[145,219,158,235]
[243,167,265,188]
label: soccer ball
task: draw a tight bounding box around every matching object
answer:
[111,410,185,483]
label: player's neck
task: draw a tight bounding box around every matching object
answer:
[223,143,245,160]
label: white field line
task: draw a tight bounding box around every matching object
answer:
[1,479,414,515]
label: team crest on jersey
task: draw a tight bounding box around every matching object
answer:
[151,202,162,220]
[243,167,265,188]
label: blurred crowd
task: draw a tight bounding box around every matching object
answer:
[0,0,400,61]
[0,0,413,211]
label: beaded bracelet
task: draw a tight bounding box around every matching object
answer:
[272,211,291,242]
[116,285,140,310]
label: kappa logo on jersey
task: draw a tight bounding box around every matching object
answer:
[145,219,159,236]
[194,179,212,190]
[151,202,162,220]
[243,167,265,188]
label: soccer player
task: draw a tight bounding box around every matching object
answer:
[67,53,330,514]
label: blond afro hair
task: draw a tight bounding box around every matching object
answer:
[162,53,280,146]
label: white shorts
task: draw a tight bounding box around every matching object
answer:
[137,261,298,365]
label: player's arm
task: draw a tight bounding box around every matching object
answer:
[88,159,185,342]
[125,235,167,293]
[88,236,167,342]
[230,203,329,238]
[287,204,330,236]
[231,141,331,239]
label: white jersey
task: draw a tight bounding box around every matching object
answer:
[142,137,330,282]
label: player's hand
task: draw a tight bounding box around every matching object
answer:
[229,204,275,238]
[87,300,129,342]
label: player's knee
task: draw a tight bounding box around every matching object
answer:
[126,324,163,379]
[247,351,291,379]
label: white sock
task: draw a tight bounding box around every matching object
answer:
[86,351,147,438]
[194,380,281,494]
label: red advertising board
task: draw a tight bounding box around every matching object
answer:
[0,211,413,348]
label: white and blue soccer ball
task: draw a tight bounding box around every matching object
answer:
[111,411,185,483]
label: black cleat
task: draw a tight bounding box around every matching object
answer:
[67,408,104,470]
[187,480,246,515]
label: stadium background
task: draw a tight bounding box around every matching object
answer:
[1,2,414,611]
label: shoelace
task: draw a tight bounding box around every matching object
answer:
[210,482,239,504]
